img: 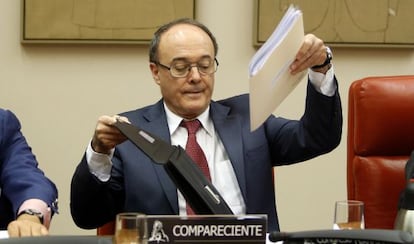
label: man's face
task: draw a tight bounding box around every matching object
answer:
[150,24,215,120]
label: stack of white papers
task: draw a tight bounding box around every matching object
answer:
[249,5,306,131]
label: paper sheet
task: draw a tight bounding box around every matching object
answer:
[0,231,8,239]
[249,5,306,131]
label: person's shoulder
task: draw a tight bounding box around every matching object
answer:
[216,93,249,104]
[0,109,19,123]
[118,100,163,120]
[0,109,22,141]
[0,108,7,117]
[212,94,250,115]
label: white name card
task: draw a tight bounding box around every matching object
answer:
[146,214,267,243]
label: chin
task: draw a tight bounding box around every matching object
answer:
[183,105,207,118]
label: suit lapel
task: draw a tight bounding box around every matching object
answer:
[138,100,179,214]
[210,102,247,200]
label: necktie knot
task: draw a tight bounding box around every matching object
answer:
[181,119,201,135]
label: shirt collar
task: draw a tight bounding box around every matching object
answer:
[163,102,213,136]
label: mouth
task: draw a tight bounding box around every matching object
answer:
[184,89,203,95]
[183,90,204,100]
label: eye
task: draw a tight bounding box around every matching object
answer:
[198,61,212,70]
[173,63,189,72]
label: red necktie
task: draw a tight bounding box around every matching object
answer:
[181,119,211,215]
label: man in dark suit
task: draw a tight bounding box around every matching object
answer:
[0,109,58,236]
[70,18,342,232]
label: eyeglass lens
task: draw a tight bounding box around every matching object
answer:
[170,58,217,77]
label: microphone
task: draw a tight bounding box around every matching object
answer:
[268,229,413,244]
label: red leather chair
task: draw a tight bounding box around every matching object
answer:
[97,221,115,236]
[347,75,414,229]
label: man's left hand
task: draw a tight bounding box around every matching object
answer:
[7,214,48,237]
[290,34,328,75]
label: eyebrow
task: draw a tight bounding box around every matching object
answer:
[171,55,213,63]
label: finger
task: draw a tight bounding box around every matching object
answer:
[98,115,130,127]
[114,115,131,124]
[98,115,117,126]
[7,222,20,237]
[95,123,127,142]
[291,35,324,73]
[40,226,49,236]
[95,133,127,150]
[31,225,48,236]
[290,36,315,73]
[92,131,126,154]
[19,225,32,237]
[295,34,316,61]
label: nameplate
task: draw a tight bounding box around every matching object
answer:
[146,214,267,243]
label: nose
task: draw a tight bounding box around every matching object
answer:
[188,65,201,81]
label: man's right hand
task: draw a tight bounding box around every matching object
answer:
[91,115,130,154]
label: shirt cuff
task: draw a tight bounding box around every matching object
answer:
[308,65,336,97]
[18,199,51,229]
[85,140,114,182]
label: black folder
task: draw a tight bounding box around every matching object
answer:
[113,120,234,215]
[269,229,413,244]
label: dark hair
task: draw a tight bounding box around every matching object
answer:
[149,18,218,63]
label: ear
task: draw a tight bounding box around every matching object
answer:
[149,63,161,85]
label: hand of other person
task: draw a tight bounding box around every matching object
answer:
[7,214,47,237]
[91,115,130,154]
[289,34,330,75]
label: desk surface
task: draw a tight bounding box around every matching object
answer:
[0,235,277,243]
[0,235,113,244]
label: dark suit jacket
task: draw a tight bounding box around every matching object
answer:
[0,109,58,229]
[71,82,342,231]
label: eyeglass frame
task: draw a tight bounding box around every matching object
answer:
[153,58,219,78]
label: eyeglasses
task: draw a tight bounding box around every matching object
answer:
[155,58,219,78]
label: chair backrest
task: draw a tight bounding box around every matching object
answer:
[347,75,414,229]
[96,221,115,236]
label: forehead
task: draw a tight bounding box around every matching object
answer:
[158,24,215,61]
